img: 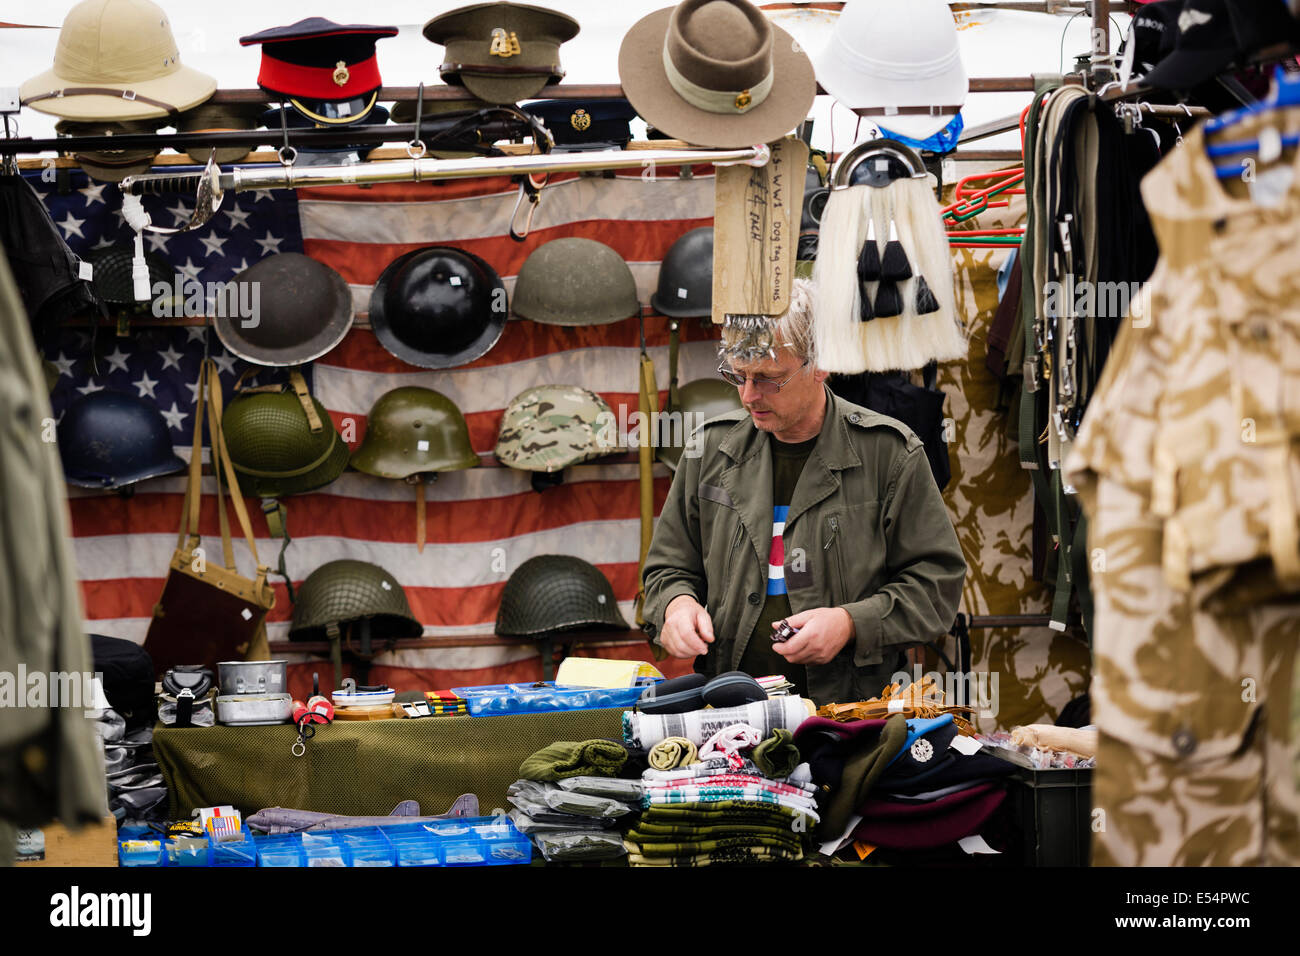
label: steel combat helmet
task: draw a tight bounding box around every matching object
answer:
[369,246,507,369]
[495,384,619,473]
[496,554,629,638]
[58,391,186,489]
[222,382,349,498]
[351,386,479,478]
[656,377,744,471]
[650,227,713,318]
[512,237,639,326]
[288,559,422,642]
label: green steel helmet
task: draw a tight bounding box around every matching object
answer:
[289,559,423,643]
[656,377,744,471]
[351,386,479,479]
[512,237,639,326]
[222,389,350,498]
[496,555,629,638]
[495,384,619,473]
[650,227,713,318]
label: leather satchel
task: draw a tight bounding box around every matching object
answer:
[142,359,275,678]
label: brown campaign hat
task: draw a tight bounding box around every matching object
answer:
[423,2,580,105]
[618,0,815,148]
[175,102,266,165]
[21,0,216,121]
[55,118,163,182]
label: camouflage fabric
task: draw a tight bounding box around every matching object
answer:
[1065,117,1300,866]
[495,384,620,472]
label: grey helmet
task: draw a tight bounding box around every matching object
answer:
[496,555,628,638]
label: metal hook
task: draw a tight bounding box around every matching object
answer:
[409,81,427,160]
[277,102,296,167]
[509,174,545,241]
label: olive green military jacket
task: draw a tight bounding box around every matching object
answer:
[642,386,967,706]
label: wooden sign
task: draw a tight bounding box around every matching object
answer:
[711,136,809,325]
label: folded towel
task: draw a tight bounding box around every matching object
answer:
[647,736,699,771]
[698,723,762,768]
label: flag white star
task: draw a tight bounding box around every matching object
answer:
[57,212,86,239]
[78,182,107,207]
[146,231,170,254]
[211,350,239,376]
[231,257,250,277]
[133,371,159,398]
[166,200,193,227]
[184,378,202,404]
[90,235,117,251]
[176,257,204,282]
[223,205,253,231]
[51,352,78,378]
[185,326,208,343]
[160,401,189,431]
[76,379,105,396]
[254,231,284,256]
[157,343,184,371]
[103,346,131,373]
[198,233,228,258]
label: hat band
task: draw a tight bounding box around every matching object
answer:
[258,53,382,101]
[440,61,563,78]
[23,87,181,115]
[662,43,773,116]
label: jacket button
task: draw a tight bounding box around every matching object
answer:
[748,592,760,605]
[1172,728,1196,757]
[848,413,861,424]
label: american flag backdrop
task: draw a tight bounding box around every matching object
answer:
[34,163,724,695]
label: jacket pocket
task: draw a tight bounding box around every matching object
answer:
[822,514,848,607]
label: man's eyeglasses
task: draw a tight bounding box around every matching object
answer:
[717,359,810,394]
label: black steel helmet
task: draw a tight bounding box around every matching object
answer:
[88,246,177,314]
[57,391,186,489]
[223,389,350,498]
[496,554,629,638]
[650,227,713,318]
[213,253,354,367]
[368,246,507,369]
[512,237,639,326]
[656,377,744,471]
[288,559,423,642]
[351,386,479,478]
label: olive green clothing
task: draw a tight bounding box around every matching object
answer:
[642,386,967,707]
[738,435,815,696]
[519,739,628,782]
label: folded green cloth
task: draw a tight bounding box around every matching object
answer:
[627,834,804,856]
[628,822,804,842]
[648,736,698,770]
[751,728,801,778]
[519,739,629,781]
[639,800,812,827]
[627,845,803,866]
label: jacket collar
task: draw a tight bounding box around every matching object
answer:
[717,384,862,472]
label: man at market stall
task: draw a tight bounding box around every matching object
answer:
[641,279,967,705]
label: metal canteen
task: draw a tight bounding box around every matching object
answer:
[218,659,288,695]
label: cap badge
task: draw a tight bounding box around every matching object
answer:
[490,28,521,57]
[910,739,934,763]
[333,61,350,87]
[570,109,591,131]
[734,90,752,111]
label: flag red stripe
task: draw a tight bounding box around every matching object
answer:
[318,316,720,374]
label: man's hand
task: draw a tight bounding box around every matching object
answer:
[660,594,715,658]
[774,607,855,665]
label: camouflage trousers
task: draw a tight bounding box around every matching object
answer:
[1088,479,1300,867]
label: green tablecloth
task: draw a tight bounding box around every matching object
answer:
[154,709,627,819]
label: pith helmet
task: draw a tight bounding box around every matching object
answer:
[423,2,580,105]
[369,246,507,369]
[213,253,354,367]
[351,386,480,478]
[495,384,619,473]
[289,559,422,642]
[58,391,186,489]
[223,387,349,498]
[512,237,639,326]
[496,554,628,637]
[656,377,743,471]
[650,227,713,318]
[20,0,217,121]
